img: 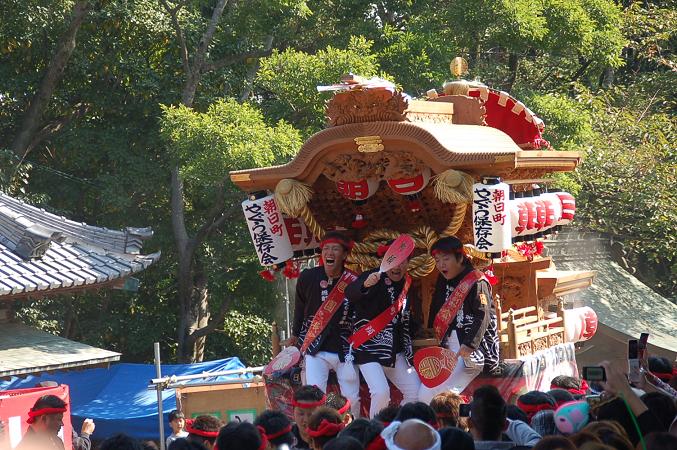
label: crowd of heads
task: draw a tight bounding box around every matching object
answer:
[86,357,675,450]
[11,356,676,450]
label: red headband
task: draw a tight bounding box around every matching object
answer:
[431,248,465,257]
[651,370,676,381]
[26,407,67,424]
[516,400,555,421]
[377,244,389,257]
[265,424,293,440]
[185,420,219,439]
[338,399,351,416]
[320,237,353,251]
[550,379,589,396]
[366,435,387,450]
[256,425,268,450]
[291,395,327,409]
[306,419,345,438]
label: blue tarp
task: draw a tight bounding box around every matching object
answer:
[0,357,247,440]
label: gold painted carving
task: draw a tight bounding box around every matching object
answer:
[355,136,384,153]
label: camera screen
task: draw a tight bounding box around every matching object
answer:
[583,366,605,381]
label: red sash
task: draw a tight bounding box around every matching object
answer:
[300,269,358,354]
[432,270,485,341]
[348,274,412,350]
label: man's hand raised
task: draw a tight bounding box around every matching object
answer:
[363,272,381,289]
[81,418,95,435]
[281,335,298,348]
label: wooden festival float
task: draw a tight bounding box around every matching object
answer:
[231,67,599,411]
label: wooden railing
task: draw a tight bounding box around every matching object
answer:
[496,296,567,359]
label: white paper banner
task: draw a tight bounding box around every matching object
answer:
[472,181,512,252]
[242,195,293,266]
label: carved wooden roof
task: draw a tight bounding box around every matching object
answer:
[230,121,580,191]
[0,193,160,301]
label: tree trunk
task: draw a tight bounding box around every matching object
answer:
[601,67,615,89]
[505,52,520,93]
[167,0,276,362]
[240,35,273,102]
[11,1,90,160]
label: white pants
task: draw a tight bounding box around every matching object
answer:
[304,351,361,417]
[359,353,421,418]
[417,331,483,404]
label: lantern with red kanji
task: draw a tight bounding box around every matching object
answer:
[336,178,379,229]
[386,167,432,212]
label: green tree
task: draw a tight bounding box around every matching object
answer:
[161,99,302,362]
[256,36,383,134]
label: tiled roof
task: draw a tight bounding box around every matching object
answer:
[547,232,677,353]
[0,323,120,377]
[0,193,160,300]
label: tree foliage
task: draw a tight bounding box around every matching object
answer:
[160,99,301,186]
[256,36,382,134]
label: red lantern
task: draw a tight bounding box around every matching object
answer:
[336,178,379,229]
[336,178,378,201]
[557,193,576,224]
[524,200,538,234]
[581,308,598,341]
[386,167,431,195]
[534,199,547,230]
[387,168,431,213]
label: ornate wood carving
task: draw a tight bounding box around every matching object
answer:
[533,336,548,352]
[326,88,408,126]
[322,150,427,182]
[430,95,486,125]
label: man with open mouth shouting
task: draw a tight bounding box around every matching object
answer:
[418,236,500,403]
[345,239,421,418]
[282,230,361,417]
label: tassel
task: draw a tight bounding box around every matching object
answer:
[484,265,499,286]
[352,213,368,229]
[282,261,300,279]
[344,343,354,364]
[259,269,276,282]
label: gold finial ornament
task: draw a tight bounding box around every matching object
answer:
[450,57,468,78]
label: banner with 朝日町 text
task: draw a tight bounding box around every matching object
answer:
[242,194,293,266]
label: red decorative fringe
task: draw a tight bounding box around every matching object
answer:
[282,261,300,279]
[484,265,499,286]
[259,269,276,282]
[516,241,544,261]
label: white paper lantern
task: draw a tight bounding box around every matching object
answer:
[472,180,512,253]
[242,194,293,266]
[283,215,320,253]
[564,307,598,343]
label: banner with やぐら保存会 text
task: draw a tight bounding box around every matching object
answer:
[242,194,293,266]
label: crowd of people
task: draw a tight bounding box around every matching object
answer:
[5,231,676,450]
[10,361,677,450]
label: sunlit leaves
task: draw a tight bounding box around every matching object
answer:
[256,36,382,134]
[160,99,301,186]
